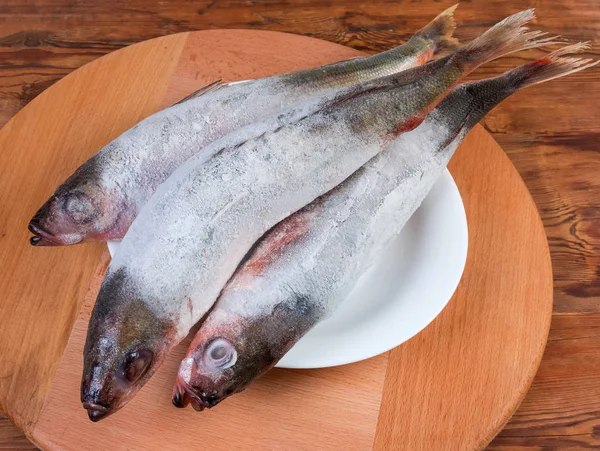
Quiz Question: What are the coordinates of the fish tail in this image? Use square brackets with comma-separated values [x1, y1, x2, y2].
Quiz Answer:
[504, 42, 598, 89]
[453, 9, 562, 70]
[415, 4, 460, 53]
[433, 42, 597, 145]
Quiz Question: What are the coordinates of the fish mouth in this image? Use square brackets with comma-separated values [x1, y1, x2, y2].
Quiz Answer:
[28, 220, 61, 246]
[172, 378, 208, 412]
[82, 401, 110, 422]
[28, 219, 82, 246]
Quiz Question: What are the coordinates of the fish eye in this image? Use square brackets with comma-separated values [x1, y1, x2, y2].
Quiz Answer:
[122, 349, 153, 383]
[204, 338, 237, 370]
[63, 192, 97, 224]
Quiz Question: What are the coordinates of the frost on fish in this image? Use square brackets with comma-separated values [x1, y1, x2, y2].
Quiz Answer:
[174, 41, 600, 409]
[109, 7, 546, 338]
[29, 5, 460, 246]
[170, 101, 466, 411]
[108, 96, 391, 338]
[84, 10, 557, 420]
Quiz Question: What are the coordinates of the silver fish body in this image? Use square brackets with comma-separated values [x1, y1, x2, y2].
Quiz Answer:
[29, 6, 459, 246]
[172, 94, 470, 411]
[173, 43, 599, 409]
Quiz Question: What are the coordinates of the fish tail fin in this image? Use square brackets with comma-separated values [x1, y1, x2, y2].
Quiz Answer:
[453, 9, 562, 71]
[415, 4, 460, 53]
[434, 42, 598, 139]
[504, 42, 598, 89]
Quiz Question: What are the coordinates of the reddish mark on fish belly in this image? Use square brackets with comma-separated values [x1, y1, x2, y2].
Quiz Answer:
[239, 205, 321, 278]
[393, 115, 425, 135]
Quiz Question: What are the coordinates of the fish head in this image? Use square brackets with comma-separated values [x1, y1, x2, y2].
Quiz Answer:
[29, 165, 127, 245]
[173, 291, 321, 410]
[81, 271, 176, 421]
[81, 342, 155, 422]
[172, 321, 262, 411]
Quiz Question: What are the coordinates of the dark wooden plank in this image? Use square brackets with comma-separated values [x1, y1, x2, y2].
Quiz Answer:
[488, 314, 600, 450]
[0, 417, 37, 450]
[0, 0, 598, 449]
[496, 135, 600, 315]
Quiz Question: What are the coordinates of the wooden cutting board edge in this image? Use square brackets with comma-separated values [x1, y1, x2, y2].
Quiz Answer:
[0, 27, 368, 436]
[458, 135, 554, 450]
[0, 30, 554, 451]
[0, 31, 191, 432]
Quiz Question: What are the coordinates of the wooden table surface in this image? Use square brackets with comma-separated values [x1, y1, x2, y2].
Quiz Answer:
[0, 0, 597, 449]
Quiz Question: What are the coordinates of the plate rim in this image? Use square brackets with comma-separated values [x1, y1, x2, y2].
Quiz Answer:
[276, 168, 468, 369]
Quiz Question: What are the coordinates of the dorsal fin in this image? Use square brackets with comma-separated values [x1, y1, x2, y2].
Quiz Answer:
[315, 55, 363, 69]
[172, 79, 225, 106]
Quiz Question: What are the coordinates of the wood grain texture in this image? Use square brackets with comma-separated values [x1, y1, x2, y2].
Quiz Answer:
[488, 314, 600, 450]
[0, 29, 552, 450]
[0, 0, 597, 449]
[0, 419, 37, 451]
[33, 250, 389, 451]
[0, 32, 188, 433]
[374, 129, 553, 451]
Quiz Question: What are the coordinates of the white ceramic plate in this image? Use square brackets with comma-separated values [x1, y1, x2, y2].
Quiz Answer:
[107, 169, 468, 369]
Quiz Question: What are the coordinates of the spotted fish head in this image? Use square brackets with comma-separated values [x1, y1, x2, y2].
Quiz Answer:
[172, 321, 268, 411]
[81, 340, 157, 422]
[173, 293, 322, 410]
[28, 163, 128, 246]
[81, 270, 176, 421]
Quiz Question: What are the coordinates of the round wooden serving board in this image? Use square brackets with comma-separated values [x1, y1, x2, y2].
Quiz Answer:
[0, 30, 553, 451]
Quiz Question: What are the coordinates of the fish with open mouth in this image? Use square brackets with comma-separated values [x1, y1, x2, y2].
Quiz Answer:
[28, 5, 460, 246]
[81, 10, 554, 421]
[172, 43, 597, 410]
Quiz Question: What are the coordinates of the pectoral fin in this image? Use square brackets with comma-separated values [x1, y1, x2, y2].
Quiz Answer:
[173, 79, 225, 106]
